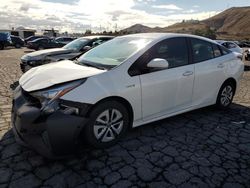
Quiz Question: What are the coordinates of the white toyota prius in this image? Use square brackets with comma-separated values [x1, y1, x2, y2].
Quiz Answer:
[12, 33, 244, 157]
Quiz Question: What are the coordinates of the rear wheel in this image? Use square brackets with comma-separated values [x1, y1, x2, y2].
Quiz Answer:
[0, 43, 4, 50]
[15, 43, 21, 48]
[216, 82, 235, 109]
[84, 101, 129, 148]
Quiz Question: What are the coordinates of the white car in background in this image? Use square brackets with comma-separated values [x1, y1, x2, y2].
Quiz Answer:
[12, 33, 244, 157]
[216, 40, 243, 54]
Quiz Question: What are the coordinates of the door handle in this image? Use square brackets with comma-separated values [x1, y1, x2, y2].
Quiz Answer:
[217, 63, 225, 68]
[183, 71, 193, 76]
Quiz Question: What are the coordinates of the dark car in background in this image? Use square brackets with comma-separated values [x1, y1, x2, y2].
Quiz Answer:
[24, 35, 49, 45]
[10, 35, 25, 48]
[0, 32, 12, 50]
[54, 37, 76, 45]
[27, 38, 63, 50]
[20, 35, 114, 72]
[27, 37, 76, 51]
[238, 41, 250, 48]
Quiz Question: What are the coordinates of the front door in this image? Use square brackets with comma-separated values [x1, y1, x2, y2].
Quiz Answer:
[130, 37, 194, 120]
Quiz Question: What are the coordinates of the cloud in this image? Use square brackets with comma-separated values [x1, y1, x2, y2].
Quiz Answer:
[152, 4, 183, 10]
[193, 5, 200, 8]
[182, 9, 197, 14]
[0, 0, 218, 33]
[41, 0, 78, 4]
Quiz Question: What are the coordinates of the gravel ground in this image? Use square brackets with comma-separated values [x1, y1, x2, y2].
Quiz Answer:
[0, 47, 250, 188]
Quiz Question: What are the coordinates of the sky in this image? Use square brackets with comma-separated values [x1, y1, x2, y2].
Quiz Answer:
[0, 0, 249, 33]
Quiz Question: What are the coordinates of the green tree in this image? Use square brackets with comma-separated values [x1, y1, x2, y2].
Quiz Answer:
[85, 29, 92, 35]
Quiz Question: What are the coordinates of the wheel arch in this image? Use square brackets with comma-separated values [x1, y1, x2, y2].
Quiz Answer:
[217, 77, 237, 100]
[87, 96, 134, 128]
[222, 77, 237, 91]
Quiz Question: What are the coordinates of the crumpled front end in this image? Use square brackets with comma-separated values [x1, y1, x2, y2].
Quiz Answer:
[12, 86, 89, 158]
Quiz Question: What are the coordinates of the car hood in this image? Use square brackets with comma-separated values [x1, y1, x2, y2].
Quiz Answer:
[19, 60, 106, 92]
[21, 48, 74, 60]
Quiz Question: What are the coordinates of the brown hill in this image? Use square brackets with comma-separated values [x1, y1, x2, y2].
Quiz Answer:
[161, 21, 208, 34]
[121, 7, 250, 40]
[203, 7, 250, 39]
[120, 24, 154, 33]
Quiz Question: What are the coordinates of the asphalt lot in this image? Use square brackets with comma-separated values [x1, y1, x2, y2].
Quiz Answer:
[0, 47, 250, 188]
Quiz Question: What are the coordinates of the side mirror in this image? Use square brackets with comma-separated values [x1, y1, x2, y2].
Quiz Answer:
[82, 46, 91, 51]
[147, 58, 169, 69]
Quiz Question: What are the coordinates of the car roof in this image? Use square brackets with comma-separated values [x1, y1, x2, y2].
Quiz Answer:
[32, 38, 48, 42]
[117, 33, 217, 44]
[80, 35, 114, 39]
[10, 35, 20, 38]
[56, 37, 74, 39]
[215, 40, 237, 44]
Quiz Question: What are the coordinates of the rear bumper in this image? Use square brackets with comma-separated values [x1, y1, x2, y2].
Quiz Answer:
[12, 86, 88, 158]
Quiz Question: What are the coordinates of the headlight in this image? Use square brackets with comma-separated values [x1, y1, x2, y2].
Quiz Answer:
[31, 79, 86, 114]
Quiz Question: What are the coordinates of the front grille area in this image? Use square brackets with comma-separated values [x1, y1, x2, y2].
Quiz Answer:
[21, 89, 41, 108]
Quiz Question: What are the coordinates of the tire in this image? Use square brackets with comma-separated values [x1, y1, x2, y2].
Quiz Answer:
[216, 81, 236, 109]
[15, 43, 21, 48]
[84, 101, 129, 148]
[0, 43, 4, 50]
[37, 45, 44, 51]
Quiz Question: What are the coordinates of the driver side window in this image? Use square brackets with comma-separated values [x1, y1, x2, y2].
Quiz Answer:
[129, 37, 189, 76]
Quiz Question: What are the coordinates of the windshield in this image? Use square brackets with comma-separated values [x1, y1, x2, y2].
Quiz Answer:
[63, 38, 90, 51]
[77, 37, 153, 68]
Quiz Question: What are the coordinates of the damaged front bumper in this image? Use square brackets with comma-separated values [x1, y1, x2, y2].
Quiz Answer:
[12, 86, 89, 158]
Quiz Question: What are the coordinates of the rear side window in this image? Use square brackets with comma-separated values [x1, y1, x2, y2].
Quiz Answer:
[64, 38, 73, 42]
[41, 39, 48, 43]
[191, 38, 214, 63]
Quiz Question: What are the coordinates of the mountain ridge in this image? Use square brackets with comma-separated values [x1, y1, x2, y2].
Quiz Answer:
[121, 7, 250, 39]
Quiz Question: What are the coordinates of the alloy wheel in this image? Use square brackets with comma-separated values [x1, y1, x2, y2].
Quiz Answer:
[220, 85, 233, 106]
[93, 109, 124, 142]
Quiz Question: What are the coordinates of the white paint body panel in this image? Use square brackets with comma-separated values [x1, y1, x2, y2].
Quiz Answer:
[19, 33, 245, 128]
[19, 60, 105, 92]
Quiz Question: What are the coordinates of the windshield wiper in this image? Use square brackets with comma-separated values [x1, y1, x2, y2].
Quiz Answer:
[74, 59, 106, 70]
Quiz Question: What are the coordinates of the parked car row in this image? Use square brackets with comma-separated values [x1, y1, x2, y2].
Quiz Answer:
[20, 35, 114, 72]
[12, 33, 244, 158]
[26, 37, 76, 51]
[238, 41, 250, 48]
[215, 40, 243, 54]
[0, 32, 76, 50]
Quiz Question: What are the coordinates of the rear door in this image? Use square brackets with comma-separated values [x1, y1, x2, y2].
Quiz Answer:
[190, 38, 229, 106]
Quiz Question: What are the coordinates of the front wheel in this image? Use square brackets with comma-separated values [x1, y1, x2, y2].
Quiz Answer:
[37, 45, 44, 51]
[84, 101, 129, 148]
[216, 82, 235, 109]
